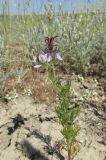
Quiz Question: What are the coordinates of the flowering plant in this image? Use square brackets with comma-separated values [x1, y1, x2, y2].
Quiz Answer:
[32, 35, 80, 160]
[32, 7, 80, 160]
[33, 36, 62, 68]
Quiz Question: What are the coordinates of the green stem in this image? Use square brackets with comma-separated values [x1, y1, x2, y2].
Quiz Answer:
[52, 63, 55, 78]
[67, 143, 71, 160]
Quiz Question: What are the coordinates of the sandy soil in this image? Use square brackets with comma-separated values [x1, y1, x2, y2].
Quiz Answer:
[0, 94, 106, 160]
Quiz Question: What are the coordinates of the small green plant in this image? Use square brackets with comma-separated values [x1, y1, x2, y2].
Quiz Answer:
[32, 11, 81, 158]
[56, 81, 80, 160]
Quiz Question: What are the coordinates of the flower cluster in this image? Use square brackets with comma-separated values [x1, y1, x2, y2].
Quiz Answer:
[33, 36, 62, 68]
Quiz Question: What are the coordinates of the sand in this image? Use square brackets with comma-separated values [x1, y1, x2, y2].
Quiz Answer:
[0, 96, 106, 160]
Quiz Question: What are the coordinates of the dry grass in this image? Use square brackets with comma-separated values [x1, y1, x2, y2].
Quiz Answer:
[4, 67, 57, 105]
[27, 69, 58, 105]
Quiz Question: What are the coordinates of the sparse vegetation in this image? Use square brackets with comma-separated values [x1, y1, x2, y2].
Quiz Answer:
[0, 1, 106, 99]
[0, 1, 106, 160]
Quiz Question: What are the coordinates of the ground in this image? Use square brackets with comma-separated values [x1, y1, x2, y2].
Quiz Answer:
[0, 74, 106, 160]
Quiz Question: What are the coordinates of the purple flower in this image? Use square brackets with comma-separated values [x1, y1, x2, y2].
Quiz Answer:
[39, 53, 47, 62]
[56, 53, 63, 61]
[38, 52, 52, 62]
[33, 50, 62, 69]
[47, 53, 52, 62]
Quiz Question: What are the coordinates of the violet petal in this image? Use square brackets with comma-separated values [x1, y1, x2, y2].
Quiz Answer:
[38, 53, 48, 62]
[56, 53, 63, 61]
[47, 53, 52, 62]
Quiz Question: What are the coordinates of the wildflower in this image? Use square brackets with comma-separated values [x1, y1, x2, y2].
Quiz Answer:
[45, 36, 58, 51]
[46, 53, 52, 62]
[56, 53, 63, 61]
[33, 51, 62, 68]
[33, 52, 62, 67]
[33, 36, 62, 68]
[39, 52, 49, 62]
[45, 37, 55, 51]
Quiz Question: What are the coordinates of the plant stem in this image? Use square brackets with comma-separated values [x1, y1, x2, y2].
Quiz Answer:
[52, 63, 56, 78]
[67, 142, 71, 160]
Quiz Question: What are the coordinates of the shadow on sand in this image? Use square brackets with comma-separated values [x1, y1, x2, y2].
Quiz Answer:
[21, 139, 49, 160]
[30, 129, 65, 160]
